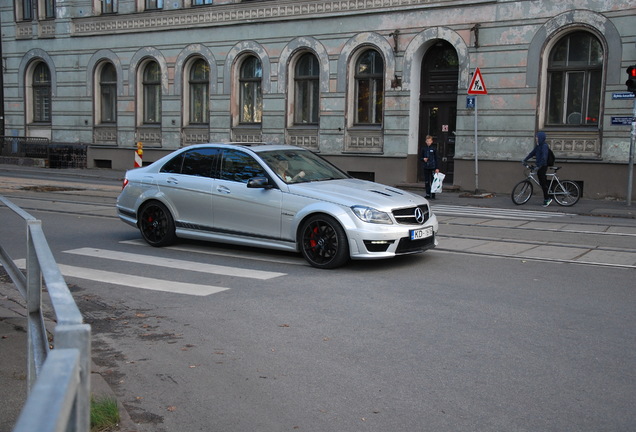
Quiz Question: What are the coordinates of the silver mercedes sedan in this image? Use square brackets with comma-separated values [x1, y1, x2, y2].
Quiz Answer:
[116, 143, 438, 268]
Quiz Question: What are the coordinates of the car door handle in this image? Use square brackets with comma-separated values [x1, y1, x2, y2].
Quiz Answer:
[216, 185, 231, 194]
[166, 177, 179, 184]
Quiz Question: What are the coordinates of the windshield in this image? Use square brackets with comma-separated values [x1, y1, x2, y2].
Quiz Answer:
[259, 149, 350, 184]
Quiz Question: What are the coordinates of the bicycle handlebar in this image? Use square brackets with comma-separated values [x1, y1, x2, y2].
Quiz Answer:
[521, 162, 559, 171]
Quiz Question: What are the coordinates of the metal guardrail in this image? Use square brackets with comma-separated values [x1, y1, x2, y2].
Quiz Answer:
[0, 136, 88, 169]
[0, 195, 91, 432]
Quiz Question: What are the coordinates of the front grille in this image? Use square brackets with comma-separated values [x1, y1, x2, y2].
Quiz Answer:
[392, 204, 430, 225]
[395, 234, 435, 254]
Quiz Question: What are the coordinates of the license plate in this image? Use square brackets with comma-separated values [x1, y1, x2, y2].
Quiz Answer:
[410, 227, 433, 240]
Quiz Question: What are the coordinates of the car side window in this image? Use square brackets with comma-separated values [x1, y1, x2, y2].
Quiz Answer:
[160, 153, 184, 174]
[160, 148, 219, 177]
[219, 149, 267, 183]
[181, 148, 219, 177]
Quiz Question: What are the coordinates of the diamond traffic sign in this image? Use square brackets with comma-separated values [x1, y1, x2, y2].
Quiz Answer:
[468, 68, 488, 95]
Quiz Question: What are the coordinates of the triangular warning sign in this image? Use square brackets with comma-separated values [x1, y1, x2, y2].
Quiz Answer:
[468, 68, 488, 95]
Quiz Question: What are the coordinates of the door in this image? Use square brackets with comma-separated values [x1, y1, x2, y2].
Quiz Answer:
[418, 41, 459, 184]
[213, 149, 283, 240]
[419, 102, 456, 182]
[156, 147, 219, 228]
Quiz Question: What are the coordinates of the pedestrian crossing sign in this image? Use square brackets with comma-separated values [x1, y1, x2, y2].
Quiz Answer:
[468, 68, 488, 95]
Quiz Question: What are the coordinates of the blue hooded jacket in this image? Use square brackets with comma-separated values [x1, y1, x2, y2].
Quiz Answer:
[523, 131, 549, 167]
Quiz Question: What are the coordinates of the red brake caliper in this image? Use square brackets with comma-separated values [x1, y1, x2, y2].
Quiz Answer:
[310, 226, 319, 249]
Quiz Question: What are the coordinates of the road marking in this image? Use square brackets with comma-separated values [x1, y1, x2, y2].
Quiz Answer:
[432, 204, 573, 220]
[64, 247, 286, 280]
[120, 239, 305, 266]
[13, 259, 228, 296]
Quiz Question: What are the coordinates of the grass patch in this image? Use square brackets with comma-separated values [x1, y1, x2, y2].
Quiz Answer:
[91, 395, 120, 432]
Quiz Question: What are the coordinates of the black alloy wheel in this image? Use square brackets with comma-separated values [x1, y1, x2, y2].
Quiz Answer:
[300, 215, 350, 269]
[139, 201, 176, 247]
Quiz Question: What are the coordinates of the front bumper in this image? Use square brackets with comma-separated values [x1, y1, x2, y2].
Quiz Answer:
[347, 214, 439, 260]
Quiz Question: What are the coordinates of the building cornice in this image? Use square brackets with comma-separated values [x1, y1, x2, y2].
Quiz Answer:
[72, 0, 494, 36]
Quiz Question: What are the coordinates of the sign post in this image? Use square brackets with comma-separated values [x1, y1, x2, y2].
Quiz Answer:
[467, 68, 488, 193]
[628, 99, 635, 206]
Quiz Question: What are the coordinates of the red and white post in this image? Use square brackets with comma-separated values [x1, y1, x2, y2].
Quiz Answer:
[134, 142, 143, 168]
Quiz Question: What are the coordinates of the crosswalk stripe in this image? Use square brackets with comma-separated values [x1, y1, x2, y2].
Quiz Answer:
[432, 204, 573, 220]
[120, 239, 304, 266]
[64, 247, 286, 280]
[13, 259, 228, 296]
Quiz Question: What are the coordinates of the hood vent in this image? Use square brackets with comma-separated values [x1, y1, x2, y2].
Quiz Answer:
[369, 187, 404, 197]
[370, 189, 392, 197]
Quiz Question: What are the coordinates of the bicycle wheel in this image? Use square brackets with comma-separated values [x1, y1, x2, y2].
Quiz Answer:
[511, 180, 533, 205]
[551, 180, 580, 206]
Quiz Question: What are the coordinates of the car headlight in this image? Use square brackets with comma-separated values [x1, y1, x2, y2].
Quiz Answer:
[351, 206, 393, 224]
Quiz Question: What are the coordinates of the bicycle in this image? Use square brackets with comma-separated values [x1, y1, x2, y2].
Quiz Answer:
[511, 163, 581, 206]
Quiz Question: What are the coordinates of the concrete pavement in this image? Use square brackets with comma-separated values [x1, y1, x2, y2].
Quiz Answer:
[0, 163, 634, 431]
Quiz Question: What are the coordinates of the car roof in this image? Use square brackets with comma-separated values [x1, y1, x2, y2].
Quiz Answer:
[184, 143, 305, 153]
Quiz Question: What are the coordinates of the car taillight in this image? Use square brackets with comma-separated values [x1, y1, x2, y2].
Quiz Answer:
[122, 178, 129, 190]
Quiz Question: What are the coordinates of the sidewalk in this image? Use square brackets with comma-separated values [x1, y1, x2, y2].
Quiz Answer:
[431, 190, 636, 220]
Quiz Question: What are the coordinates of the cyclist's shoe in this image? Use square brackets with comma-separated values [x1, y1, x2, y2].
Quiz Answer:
[542, 199, 553, 207]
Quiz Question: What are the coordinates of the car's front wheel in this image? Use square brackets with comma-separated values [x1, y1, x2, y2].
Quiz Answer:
[300, 215, 350, 269]
[138, 201, 176, 247]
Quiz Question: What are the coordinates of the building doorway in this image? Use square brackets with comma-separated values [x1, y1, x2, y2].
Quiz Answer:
[418, 41, 458, 184]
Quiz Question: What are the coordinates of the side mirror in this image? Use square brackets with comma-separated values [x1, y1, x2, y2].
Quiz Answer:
[247, 177, 274, 189]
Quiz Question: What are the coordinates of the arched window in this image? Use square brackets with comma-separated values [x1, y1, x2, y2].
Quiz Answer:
[354, 49, 384, 125]
[102, 0, 116, 13]
[239, 56, 262, 124]
[99, 63, 117, 124]
[142, 61, 161, 124]
[32, 63, 51, 123]
[188, 59, 210, 124]
[20, 0, 33, 20]
[294, 53, 320, 125]
[43, 0, 56, 18]
[546, 31, 603, 126]
[145, 0, 163, 10]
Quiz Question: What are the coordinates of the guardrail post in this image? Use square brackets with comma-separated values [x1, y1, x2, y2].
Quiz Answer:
[55, 324, 92, 432]
[12, 349, 81, 432]
[26, 220, 48, 390]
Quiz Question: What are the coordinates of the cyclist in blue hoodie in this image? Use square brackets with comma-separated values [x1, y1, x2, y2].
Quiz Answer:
[523, 131, 552, 207]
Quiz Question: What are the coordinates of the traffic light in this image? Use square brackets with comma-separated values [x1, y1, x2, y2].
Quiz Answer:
[627, 65, 636, 94]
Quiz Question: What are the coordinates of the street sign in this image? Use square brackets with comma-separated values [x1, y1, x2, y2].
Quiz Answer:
[468, 68, 488, 95]
[466, 96, 475, 109]
[612, 92, 635, 100]
[611, 116, 634, 125]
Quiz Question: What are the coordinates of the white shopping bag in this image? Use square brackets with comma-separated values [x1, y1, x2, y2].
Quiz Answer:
[431, 172, 445, 194]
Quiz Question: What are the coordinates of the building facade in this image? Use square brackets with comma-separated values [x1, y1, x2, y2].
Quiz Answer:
[1, 0, 635, 198]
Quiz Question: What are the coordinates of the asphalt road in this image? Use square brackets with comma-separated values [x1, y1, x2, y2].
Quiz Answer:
[1, 166, 635, 431]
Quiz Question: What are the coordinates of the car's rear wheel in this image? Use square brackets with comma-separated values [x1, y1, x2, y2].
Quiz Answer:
[300, 215, 349, 269]
[138, 201, 176, 247]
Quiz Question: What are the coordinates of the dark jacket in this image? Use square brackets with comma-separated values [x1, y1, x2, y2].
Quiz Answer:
[421, 144, 438, 170]
[524, 131, 549, 168]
